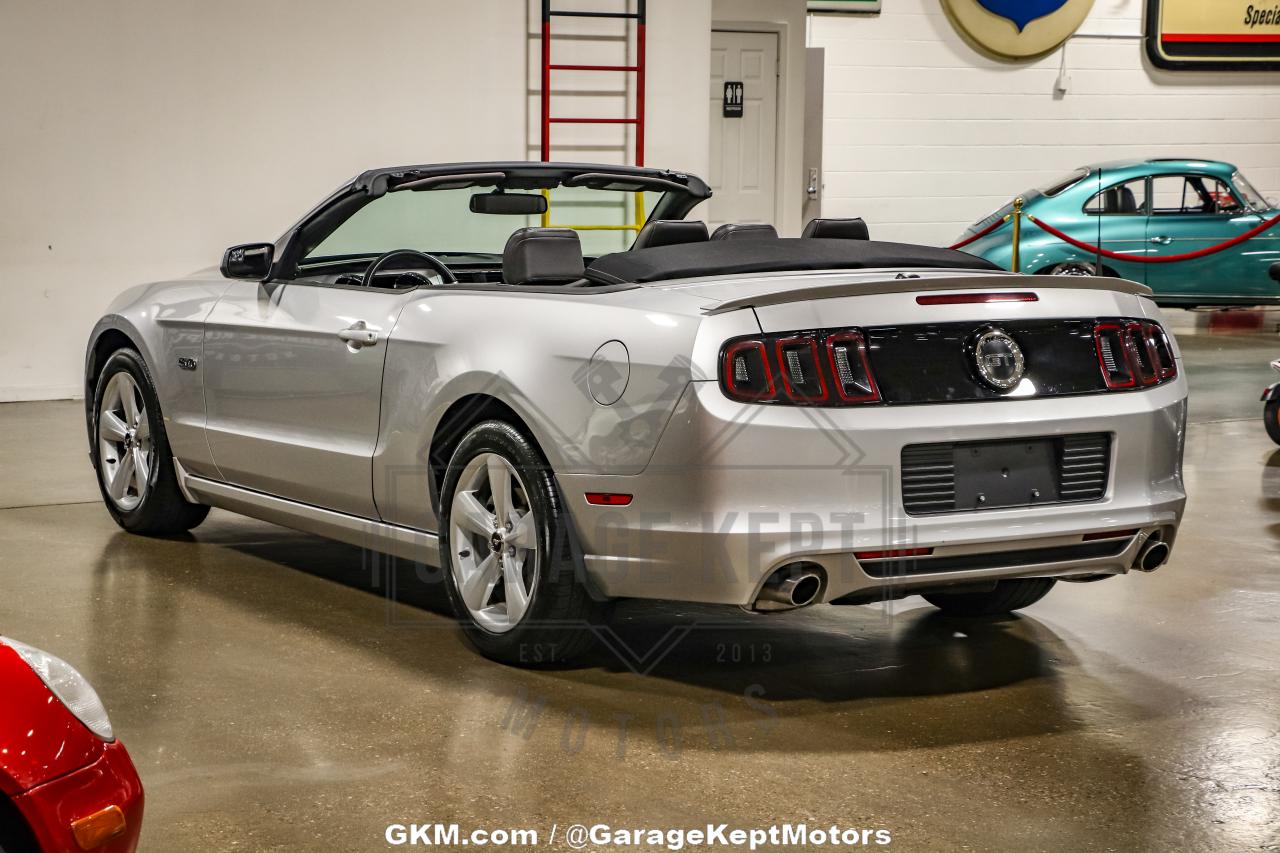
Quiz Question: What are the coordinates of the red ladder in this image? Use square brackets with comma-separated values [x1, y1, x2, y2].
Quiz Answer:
[539, 0, 647, 233]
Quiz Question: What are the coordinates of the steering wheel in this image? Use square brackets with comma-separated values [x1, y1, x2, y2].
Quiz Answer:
[362, 249, 457, 288]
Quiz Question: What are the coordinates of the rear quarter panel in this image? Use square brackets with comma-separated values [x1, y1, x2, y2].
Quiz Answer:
[373, 286, 744, 531]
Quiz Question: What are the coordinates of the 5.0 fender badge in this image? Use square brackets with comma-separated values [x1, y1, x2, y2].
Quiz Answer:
[177, 357, 198, 371]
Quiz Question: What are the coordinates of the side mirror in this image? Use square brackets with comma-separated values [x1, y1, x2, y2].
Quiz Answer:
[1271, 262, 1280, 284]
[221, 243, 274, 280]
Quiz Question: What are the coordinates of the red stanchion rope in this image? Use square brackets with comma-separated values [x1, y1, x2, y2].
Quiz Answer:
[1026, 211, 1280, 264]
[949, 215, 1010, 250]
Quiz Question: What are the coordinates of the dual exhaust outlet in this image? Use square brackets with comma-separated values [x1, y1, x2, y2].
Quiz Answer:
[753, 563, 823, 612]
[753, 534, 1170, 611]
[1134, 537, 1170, 573]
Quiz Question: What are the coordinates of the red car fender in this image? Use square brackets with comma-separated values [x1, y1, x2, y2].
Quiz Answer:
[13, 741, 144, 853]
[0, 644, 102, 796]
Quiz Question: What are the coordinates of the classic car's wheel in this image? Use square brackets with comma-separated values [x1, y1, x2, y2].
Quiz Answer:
[922, 578, 1055, 616]
[1048, 261, 1098, 277]
[439, 421, 601, 665]
[90, 349, 209, 535]
[1266, 400, 1280, 446]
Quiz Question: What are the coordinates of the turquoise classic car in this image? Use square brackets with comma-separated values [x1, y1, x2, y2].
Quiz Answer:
[957, 158, 1280, 306]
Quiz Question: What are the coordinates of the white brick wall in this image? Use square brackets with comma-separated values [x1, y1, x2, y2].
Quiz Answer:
[810, 0, 1280, 246]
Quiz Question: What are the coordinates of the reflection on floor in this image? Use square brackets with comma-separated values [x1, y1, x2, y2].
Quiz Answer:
[0, 309, 1277, 852]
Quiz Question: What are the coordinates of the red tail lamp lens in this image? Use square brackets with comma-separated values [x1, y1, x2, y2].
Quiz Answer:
[1094, 322, 1137, 389]
[718, 328, 883, 407]
[854, 547, 933, 560]
[825, 332, 881, 403]
[775, 336, 829, 403]
[1082, 528, 1139, 541]
[585, 492, 633, 506]
[1094, 320, 1176, 390]
[722, 340, 775, 402]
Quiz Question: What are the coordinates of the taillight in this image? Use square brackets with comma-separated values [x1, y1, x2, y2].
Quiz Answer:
[722, 340, 775, 401]
[825, 332, 880, 403]
[1093, 319, 1177, 390]
[720, 328, 882, 406]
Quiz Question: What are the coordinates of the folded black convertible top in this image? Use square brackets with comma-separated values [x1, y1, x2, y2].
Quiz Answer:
[586, 238, 1002, 285]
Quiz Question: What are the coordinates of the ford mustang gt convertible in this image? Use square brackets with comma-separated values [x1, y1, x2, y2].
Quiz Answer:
[959, 158, 1279, 307]
[85, 162, 1187, 664]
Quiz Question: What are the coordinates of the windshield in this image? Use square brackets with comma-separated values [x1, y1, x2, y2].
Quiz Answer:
[1036, 168, 1090, 197]
[1232, 171, 1271, 213]
[307, 186, 661, 261]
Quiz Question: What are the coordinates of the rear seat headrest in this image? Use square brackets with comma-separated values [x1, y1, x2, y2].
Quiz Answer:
[632, 219, 709, 250]
[710, 223, 778, 241]
[502, 227, 585, 285]
[801, 218, 870, 240]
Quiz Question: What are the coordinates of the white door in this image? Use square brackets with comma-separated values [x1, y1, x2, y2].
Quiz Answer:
[707, 30, 779, 231]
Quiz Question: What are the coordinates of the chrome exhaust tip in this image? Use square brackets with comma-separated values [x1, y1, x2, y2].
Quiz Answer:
[753, 564, 824, 612]
[1134, 539, 1170, 573]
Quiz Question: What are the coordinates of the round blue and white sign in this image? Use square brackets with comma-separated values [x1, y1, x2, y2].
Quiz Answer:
[943, 0, 1096, 58]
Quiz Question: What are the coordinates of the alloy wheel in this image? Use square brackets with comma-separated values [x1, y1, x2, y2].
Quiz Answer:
[97, 371, 153, 511]
[449, 453, 540, 634]
[1049, 261, 1098, 277]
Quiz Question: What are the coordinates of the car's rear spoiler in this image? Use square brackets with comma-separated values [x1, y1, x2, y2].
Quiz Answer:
[701, 273, 1152, 315]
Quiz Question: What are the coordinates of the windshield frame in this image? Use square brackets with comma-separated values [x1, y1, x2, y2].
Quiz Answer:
[271, 162, 712, 282]
[1232, 170, 1271, 213]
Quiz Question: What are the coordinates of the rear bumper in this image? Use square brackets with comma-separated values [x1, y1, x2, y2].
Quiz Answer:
[562, 379, 1187, 606]
[14, 740, 144, 853]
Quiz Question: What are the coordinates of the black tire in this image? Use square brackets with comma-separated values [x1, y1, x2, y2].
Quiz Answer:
[438, 421, 603, 665]
[922, 578, 1056, 617]
[1266, 400, 1280, 446]
[89, 348, 209, 535]
[0, 794, 38, 853]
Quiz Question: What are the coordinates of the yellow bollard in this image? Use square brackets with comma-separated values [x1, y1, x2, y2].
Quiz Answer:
[1011, 196, 1024, 273]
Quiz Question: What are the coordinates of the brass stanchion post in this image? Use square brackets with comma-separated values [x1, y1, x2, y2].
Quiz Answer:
[1011, 197, 1024, 273]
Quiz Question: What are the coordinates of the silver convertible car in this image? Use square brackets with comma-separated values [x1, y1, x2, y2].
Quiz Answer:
[85, 162, 1187, 664]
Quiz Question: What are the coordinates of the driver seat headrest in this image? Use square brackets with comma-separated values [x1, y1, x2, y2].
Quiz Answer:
[502, 227, 585, 286]
[631, 219, 709, 250]
[801, 218, 870, 240]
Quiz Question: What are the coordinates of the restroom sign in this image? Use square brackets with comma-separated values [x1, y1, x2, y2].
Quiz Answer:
[723, 81, 744, 118]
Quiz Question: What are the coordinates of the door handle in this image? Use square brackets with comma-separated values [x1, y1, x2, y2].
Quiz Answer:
[338, 320, 379, 349]
[1149, 235, 1172, 245]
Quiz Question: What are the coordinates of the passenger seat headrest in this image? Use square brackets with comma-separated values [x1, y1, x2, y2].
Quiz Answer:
[632, 219, 709, 250]
[801, 218, 870, 240]
[502, 227, 585, 285]
[710, 223, 778, 241]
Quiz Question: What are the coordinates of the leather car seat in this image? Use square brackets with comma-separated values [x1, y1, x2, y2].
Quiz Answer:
[631, 219, 710, 250]
[709, 223, 779, 241]
[502, 227, 585, 286]
[801, 218, 870, 240]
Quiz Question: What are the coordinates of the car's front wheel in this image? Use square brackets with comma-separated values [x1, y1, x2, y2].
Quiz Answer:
[922, 578, 1055, 616]
[439, 421, 603, 665]
[90, 348, 209, 535]
[1265, 399, 1280, 446]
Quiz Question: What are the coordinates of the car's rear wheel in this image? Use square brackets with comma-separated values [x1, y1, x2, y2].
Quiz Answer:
[922, 578, 1056, 616]
[1265, 400, 1280, 446]
[90, 349, 209, 534]
[439, 421, 602, 665]
[1048, 261, 1098, 277]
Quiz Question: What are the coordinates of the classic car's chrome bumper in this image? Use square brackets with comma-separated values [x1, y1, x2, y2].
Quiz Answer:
[560, 379, 1188, 607]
